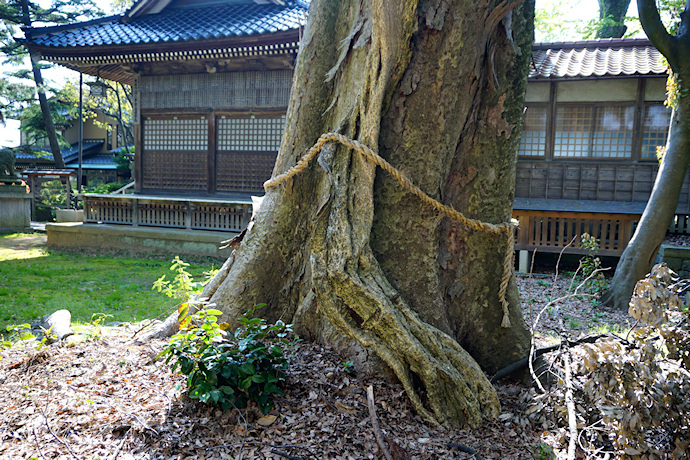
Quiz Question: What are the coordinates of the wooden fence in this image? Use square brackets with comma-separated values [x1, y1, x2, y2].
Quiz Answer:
[82, 194, 252, 232]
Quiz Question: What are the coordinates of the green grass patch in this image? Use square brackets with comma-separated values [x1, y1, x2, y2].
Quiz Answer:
[0, 234, 216, 328]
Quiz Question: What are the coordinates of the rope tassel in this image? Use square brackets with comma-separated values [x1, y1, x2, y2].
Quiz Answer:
[265, 132, 517, 328]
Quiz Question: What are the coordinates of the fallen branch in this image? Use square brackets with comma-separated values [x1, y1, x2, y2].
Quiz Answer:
[563, 349, 578, 460]
[491, 333, 613, 382]
[110, 427, 131, 460]
[272, 450, 304, 460]
[528, 265, 610, 392]
[40, 407, 82, 460]
[32, 427, 48, 460]
[367, 385, 393, 460]
[205, 441, 320, 459]
[446, 442, 484, 460]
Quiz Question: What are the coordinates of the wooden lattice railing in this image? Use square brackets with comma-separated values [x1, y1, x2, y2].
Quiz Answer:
[512, 210, 639, 256]
[82, 194, 252, 232]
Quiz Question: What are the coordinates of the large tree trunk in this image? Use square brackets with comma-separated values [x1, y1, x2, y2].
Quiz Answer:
[204, 0, 534, 427]
[595, 0, 631, 38]
[602, 0, 690, 309]
[602, 102, 690, 308]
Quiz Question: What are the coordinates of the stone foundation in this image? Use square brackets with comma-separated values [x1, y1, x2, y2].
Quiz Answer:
[657, 244, 690, 278]
[46, 223, 236, 261]
[0, 184, 31, 233]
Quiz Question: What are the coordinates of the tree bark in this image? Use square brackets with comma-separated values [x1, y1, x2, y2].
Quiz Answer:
[595, 0, 631, 38]
[20, 0, 65, 169]
[205, 0, 534, 427]
[602, 0, 690, 308]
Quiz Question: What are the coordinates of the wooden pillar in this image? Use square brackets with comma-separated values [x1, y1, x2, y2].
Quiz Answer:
[65, 175, 72, 209]
[207, 113, 217, 194]
[134, 122, 143, 193]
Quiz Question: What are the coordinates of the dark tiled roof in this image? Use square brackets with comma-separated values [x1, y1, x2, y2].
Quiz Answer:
[530, 38, 666, 79]
[15, 139, 104, 162]
[62, 139, 105, 162]
[65, 153, 118, 169]
[26, 1, 308, 49]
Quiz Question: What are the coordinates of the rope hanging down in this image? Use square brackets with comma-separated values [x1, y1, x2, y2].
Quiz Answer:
[264, 132, 516, 328]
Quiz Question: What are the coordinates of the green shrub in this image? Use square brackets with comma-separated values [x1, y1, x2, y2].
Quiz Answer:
[578, 232, 607, 297]
[160, 304, 294, 414]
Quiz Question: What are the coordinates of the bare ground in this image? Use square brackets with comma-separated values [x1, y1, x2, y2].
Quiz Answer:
[1, 325, 543, 460]
[0, 235, 638, 460]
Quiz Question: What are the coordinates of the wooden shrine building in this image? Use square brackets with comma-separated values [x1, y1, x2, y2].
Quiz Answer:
[22, 5, 688, 259]
[22, 0, 308, 257]
[513, 38, 689, 259]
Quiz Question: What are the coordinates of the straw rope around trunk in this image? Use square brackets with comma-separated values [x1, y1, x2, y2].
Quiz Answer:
[264, 132, 516, 328]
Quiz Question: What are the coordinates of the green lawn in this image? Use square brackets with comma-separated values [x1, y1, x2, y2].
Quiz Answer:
[0, 233, 217, 327]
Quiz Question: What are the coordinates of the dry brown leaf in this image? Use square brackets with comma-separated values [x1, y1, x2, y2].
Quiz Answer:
[256, 414, 277, 426]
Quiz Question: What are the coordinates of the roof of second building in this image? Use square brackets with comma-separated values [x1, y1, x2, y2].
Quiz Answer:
[530, 38, 667, 79]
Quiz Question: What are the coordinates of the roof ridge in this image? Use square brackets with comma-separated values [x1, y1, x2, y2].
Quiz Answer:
[22, 15, 123, 38]
[533, 38, 653, 50]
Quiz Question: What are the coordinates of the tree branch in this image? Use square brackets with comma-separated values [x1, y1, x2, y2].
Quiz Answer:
[637, 0, 677, 67]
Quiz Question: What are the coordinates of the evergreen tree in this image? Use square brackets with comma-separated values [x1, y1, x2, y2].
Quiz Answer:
[0, 0, 102, 167]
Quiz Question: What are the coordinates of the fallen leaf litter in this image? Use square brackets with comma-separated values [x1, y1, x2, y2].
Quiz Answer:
[1, 324, 542, 459]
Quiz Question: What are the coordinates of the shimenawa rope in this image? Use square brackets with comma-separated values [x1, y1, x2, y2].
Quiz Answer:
[264, 132, 516, 328]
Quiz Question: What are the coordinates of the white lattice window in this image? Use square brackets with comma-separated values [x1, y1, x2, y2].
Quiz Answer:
[143, 117, 208, 151]
[519, 106, 547, 157]
[554, 105, 635, 158]
[641, 104, 671, 159]
[217, 116, 286, 151]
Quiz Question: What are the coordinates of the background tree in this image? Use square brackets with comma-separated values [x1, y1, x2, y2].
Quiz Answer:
[59, 79, 134, 148]
[200, 0, 535, 427]
[602, 0, 690, 309]
[595, 0, 632, 37]
[0, 0, 102, 167]
[18, 97, 72, 149]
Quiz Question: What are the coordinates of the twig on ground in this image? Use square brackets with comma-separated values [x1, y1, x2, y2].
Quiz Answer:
[529, 239, 575, 391]
[130, 307, 176, 339]
[446, 442, 484, 459]
[32, 427, 48, 460]
[206, 442, 320, 459]
[271, 449, 304, 460]
[527, 249, 537, 326]
[528, 266, 609, 392]
[562, 348, 578, 460]
[551, 237, 575, 301]
[367, 385, 393, 460]
[40, 407, 82, 460]
[110, 427, 131, 460]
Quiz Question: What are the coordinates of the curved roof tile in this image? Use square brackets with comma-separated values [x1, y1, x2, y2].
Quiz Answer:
[530, 39, 666, 79]
[26, 2, 307, 49]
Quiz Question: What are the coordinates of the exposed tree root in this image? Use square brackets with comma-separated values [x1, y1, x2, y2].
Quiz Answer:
[310, 160, 500, 426]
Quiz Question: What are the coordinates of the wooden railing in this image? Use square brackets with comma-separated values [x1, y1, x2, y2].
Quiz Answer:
[511, 198, 646, 256]
[82, 193, 252, 232]
[512, 210, 639, 256]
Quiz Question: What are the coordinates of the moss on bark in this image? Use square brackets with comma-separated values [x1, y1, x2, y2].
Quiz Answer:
[204, 0, 534, 427]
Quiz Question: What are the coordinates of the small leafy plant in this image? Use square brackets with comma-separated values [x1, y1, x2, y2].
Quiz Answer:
[160, 304, 295, 414]
[578, 233, 607, 297]
[152, 256, 203, 301]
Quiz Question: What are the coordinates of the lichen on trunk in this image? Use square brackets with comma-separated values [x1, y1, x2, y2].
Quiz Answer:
[204, 0, 534, 427]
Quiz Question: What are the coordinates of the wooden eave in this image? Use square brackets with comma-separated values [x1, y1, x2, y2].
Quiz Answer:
[27, 28, 301, 85]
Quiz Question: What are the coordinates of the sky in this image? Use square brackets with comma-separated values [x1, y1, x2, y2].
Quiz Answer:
[0, 0, 644, 147]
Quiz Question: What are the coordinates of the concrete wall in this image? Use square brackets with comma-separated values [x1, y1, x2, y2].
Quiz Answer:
[46, 223, 235, 261]
[657, 244, 690, 278]
[0, 185, 31, 232]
